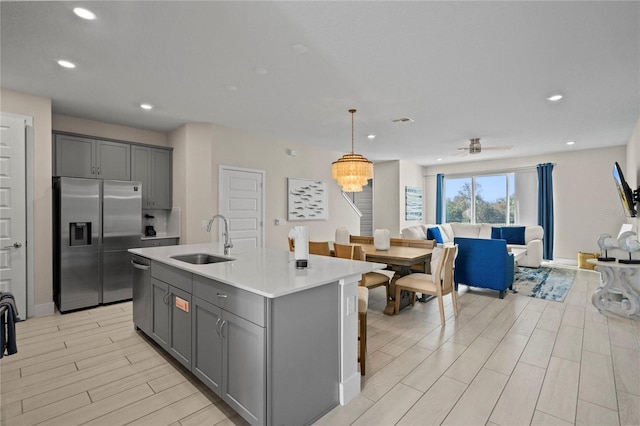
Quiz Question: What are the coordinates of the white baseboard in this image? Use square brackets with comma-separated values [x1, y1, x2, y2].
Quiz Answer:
[32, 302, 55, 318]
[549, 257, 578, 266]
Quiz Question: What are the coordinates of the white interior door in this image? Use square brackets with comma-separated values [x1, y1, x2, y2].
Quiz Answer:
[219, 166, 264, 251]
[0, 114, 27, 317]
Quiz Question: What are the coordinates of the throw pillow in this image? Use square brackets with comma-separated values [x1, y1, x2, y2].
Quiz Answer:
[491, 226, 503, 240]
[440, 223, 455, 242]
[426, 227, 443, 244]
[501, 226, 526, 245]
[403, 226, 425, 240]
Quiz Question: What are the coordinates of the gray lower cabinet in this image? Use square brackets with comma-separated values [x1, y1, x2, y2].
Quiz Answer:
[150, 277, 192, 369]
[141, 260, 339, 426]
[192, 296, 265, 424]
[54, 134, 131, 180]
[150, 278, 170, 347]
[192, 297, 222, 392]
[140, 238, 179, 248]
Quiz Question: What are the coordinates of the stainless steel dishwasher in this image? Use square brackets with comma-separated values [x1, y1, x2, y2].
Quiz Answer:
[131, 255, 151, 334]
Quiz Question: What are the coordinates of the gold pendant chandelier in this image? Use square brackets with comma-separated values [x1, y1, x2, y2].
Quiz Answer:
[331, 109, 373, 192]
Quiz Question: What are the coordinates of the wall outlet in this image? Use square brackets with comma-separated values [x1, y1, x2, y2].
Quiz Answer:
[201, 220, 208, 230]
[274, 218, 286, 226]
[347, 295, 355, 315]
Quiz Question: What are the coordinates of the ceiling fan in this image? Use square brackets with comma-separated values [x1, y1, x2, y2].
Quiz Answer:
[457, 138, 512, 155]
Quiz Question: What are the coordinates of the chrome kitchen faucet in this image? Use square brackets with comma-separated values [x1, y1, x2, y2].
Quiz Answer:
[207, 214, 233, 255]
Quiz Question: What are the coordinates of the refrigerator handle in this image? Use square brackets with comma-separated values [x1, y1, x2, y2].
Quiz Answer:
[131, 260, 150, 270]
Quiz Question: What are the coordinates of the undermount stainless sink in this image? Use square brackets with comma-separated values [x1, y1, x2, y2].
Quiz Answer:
[170, 253, 235, 265]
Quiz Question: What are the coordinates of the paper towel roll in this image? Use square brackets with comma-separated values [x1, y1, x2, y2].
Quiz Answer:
[289, 226, 309, 268]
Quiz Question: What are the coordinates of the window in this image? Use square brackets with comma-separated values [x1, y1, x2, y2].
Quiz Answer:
[444, 177, 472, 223]
[444, 172, 535, 225]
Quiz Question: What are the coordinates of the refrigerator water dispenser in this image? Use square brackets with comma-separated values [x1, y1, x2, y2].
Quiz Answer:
[69, 222, 91, 246]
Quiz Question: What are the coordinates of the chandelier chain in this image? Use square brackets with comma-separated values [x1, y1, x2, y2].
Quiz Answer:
[350, 109, 356, 154]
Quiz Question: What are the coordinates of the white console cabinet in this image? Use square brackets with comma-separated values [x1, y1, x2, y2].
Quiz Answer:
[588, 259, 640, 319]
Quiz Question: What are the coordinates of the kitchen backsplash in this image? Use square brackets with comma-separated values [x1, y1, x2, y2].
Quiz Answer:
[142, 207, 180, 238]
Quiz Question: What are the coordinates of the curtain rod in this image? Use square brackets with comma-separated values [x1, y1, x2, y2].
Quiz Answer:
[423, 163, 557, 178]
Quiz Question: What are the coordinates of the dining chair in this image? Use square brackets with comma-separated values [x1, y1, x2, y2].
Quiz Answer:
[393, 245, 458, 326]
[349, 235, 373, 245]
[333, 243, 394, 296]
[308, 241, 331, 256]
[333, 242, 358, 259]
[406, 239, 436, 273]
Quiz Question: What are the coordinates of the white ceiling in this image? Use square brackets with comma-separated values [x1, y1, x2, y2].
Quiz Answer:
[2, 1, 638, 165]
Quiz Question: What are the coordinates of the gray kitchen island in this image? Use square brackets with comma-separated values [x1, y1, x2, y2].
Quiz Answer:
[129, 242, 384, 426]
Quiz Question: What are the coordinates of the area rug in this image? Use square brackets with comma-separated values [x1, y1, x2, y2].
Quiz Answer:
[513, 266, 577, 302]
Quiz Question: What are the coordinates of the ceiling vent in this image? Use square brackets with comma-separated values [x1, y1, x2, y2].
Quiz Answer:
[392, 117, 414, 123]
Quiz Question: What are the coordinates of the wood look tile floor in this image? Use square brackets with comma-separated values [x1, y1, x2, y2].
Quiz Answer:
[2, 265, 639, 425]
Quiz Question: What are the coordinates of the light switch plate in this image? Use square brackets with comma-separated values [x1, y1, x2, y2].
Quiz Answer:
[347, 295, 355, 315]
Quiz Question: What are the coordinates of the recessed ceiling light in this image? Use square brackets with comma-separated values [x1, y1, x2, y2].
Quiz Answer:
[367, 134, 376, 139]
[253, 67, 268, 75]
[140, 103, 153, 110]
[73, 7, 96, 20]
[546, 94, 563, 102]
[567, 140, 576, 145]
[292, 44, 308, 54]
[436, 158, 443, 161]
[57, 59, 76, 69]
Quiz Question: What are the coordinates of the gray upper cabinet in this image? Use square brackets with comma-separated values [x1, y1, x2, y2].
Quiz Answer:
[54, 134, 130, 180]
[54, 134, 93, 178]
[132, 145, 172, 209]
[97, 140, 131, 180]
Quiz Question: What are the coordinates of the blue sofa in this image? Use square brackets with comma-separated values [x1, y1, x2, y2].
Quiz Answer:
[453, 237, 514, 299]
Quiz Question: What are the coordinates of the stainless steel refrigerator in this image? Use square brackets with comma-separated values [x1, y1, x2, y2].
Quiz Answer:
[53, 177, 142, 313]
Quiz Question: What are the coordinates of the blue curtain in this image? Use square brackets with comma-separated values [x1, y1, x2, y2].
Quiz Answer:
[436, 173, 444, 224]
[537, 163, 554, 260]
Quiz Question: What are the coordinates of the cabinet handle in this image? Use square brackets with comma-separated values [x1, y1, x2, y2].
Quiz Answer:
[217, 293, 228, 299]
[220, 320, 227, 339]
[92, 166, 95, 175]
[97, 166, 101, 175]
[215, 318, 222, 336]
[163, 291, 170, 305]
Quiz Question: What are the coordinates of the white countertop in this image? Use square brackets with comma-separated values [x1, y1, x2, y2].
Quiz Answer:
[129, 243, 385, 298]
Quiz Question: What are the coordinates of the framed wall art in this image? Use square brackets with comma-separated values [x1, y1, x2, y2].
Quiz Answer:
[405, 186, 423, 220]
[287, 178, 328, 221]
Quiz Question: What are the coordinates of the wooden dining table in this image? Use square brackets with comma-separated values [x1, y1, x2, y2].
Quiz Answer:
[358, 243, 433, 315]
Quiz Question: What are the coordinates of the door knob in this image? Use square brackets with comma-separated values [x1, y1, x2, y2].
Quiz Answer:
[3, 242, 22, 249]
